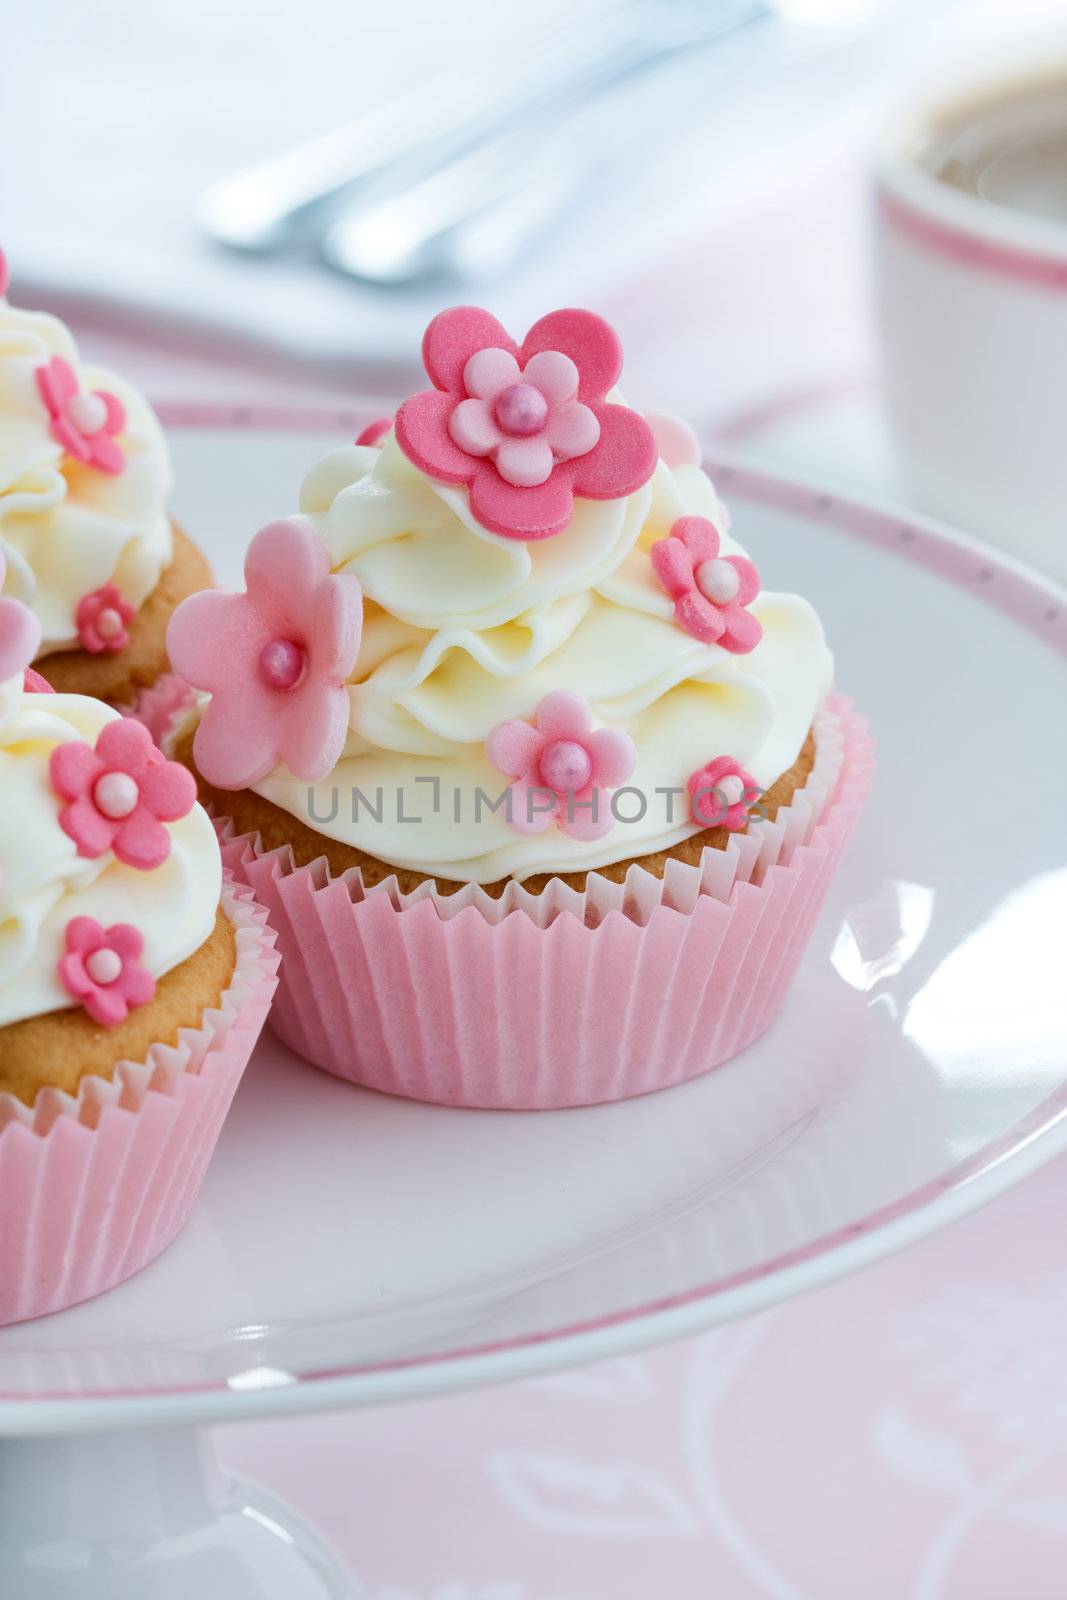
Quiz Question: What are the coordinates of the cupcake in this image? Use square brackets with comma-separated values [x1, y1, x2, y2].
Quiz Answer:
[0, 248, 211, 734]
[0, 576, 278, 1324]
[168, 306, 872, 1109]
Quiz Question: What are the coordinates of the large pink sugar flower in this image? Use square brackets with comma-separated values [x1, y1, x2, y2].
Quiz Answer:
[395, 306, 657, 542]
[36, 356, 126, 474]
[486, 690, 636, 842]
[76, 582, 136, 654]
[50, 717, 196, 870]
[0, 550, 41, 681]
[687, 756, 759, 831]
[651, 516, 762, 652]
[58, 917, 155, 1027]
[166, 517, 363, 791]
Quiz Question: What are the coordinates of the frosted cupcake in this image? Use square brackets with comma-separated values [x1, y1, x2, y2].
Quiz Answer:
[169, 306, 871, 1109]
[0, 248, 210, 729]
[0, 574, 277, 1324]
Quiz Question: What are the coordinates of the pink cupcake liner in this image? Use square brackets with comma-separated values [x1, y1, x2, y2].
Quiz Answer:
[119, 671, 197, 747]
[215, 694, 872, 1110]
[0, 878, 279, 1326]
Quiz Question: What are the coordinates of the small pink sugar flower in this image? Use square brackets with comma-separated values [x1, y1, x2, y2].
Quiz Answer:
[36, 356, 126, 474]
[687, 756, 759, 831]
[395, 306, 657, 542]
[486, 690, 636, 842]
[76, 583, 135, 654]
[23, 667, 54, 692]
[58, 917, 155, 1028]
[166, 516, 363, 791]
[0, 550, 41, 682]
[50, 716, 196, 870]
[651, 516, 762, 652]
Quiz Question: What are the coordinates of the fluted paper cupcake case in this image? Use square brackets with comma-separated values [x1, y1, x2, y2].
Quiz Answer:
[215, 694, 872, 1110]
[120, 671, 198, 747]
[0, 878, 279, 1326]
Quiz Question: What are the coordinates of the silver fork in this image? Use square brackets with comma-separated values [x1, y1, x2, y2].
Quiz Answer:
[198, 0, 771, 269]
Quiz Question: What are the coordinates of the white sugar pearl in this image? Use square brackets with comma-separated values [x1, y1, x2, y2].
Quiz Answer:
[94, 771, 139, 819]
[717, 775, 745, 806]
[96, 607, 124, 641]
[695, 558, 740, 605]
[86, 947, 122, 986]
[67, 393, 109, 436]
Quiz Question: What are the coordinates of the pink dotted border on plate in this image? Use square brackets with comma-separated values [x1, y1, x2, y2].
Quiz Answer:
[20, 400, 1053, 1408]
[707, 457, 1067, 656]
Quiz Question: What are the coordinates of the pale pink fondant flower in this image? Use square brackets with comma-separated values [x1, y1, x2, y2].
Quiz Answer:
[58, 917, 155, 1027]
[486, 690, 636, 842]
[645, 410, 702, 469]
[651, 516, 762, 652]
[687, 756, 759, 831]
[50, 717, 196, 870]
[166, 517, 363, 790]
[76, 583, 135, 654]
[36, 356, 126, 474]
[395, 307, 657, 542]
[0, 550, 41, 681]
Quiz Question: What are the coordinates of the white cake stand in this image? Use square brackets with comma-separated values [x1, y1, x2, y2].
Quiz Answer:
[2, 415, 1064, 1599]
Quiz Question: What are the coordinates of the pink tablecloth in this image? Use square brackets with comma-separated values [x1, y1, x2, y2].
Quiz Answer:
[216, 1154, 1067, 1599]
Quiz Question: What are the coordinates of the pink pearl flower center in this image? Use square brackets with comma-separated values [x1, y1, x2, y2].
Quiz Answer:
[493, 382, 549, 437]
[258, 637, 305, 692]
[695, 558, 740, 605]
[96, 607, 124, 641]
[93, 771, 139, 820]
[67, 393, 108, 436]
[85, 947, 122, 986]
[717, 774, 746, 806]
[539, 738, 593, 794]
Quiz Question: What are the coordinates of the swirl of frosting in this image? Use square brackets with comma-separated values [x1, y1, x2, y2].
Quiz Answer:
[0, 677, 220, 1029]
[0, 282, 173, 655]
[237, 426, 832, 885]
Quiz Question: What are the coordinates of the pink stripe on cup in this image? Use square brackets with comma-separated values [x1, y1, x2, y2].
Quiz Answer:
[879, 185, 1067, 293]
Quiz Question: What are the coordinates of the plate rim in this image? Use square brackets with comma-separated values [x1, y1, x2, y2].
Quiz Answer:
[3, 405, 1064, 1435]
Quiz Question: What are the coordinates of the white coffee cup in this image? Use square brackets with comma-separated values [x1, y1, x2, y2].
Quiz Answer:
[875, 62, 1067, 583]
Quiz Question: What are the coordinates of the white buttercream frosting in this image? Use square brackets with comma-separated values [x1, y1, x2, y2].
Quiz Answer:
[0, 679, 220, 1028]
[0, 288, 173, 656]
[230, 425, 833, 885]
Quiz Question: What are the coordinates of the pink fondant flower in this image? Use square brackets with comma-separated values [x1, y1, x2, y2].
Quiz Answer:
[0, 550, 41, 681]
[687, 756, 759, 831]
[58, 917, 155, 1027]
[395, 306, 657, 542]
[486, 690, 636, 842]
[166, 516, 363, 790]
[23, 667, 54, 692]
[36, 356, 126, 474]
[76, 582, 135, 654]
[355, 416, 392, 447]
[50, 717, 196, 870]
[651, 516, 762, 652]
